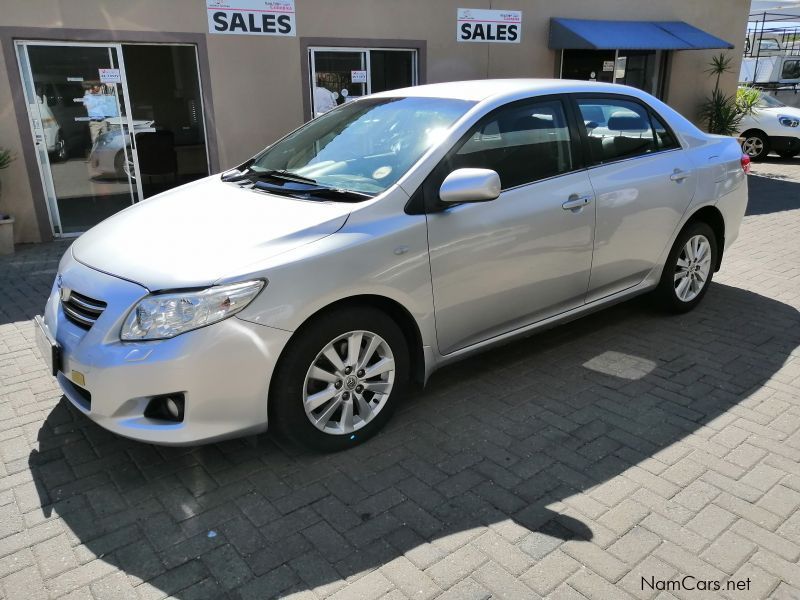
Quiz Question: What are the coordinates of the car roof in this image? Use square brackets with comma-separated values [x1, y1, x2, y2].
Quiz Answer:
[369, 78, 650, 103]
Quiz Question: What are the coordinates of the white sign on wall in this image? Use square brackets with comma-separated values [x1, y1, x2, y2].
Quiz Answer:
[98, 69, 121, 83]
[207, 0, 296, 36]
[351, 70, 367, 83]
[457, 8, 521, 43]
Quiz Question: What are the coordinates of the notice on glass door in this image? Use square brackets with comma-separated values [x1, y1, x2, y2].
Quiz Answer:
[457, 8, 522, 43]
[207, 0, 296, 36]
[98, 69, 121, 84]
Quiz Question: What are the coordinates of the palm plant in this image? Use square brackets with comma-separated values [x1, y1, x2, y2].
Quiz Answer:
[699, 53, 762, 136]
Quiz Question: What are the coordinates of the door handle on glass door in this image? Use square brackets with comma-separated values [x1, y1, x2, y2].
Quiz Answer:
[670, 169, 690, 182]
[562, 194, 592, 211]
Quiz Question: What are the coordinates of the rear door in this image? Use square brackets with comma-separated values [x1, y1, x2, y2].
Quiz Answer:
[572, 95, 696, 302]
[425, 95, 596, 354]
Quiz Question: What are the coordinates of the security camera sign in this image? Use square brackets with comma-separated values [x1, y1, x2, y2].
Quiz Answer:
[207, 0, 296, 36]
[457, 8, 521, 43]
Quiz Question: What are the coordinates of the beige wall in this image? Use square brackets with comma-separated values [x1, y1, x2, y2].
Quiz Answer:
[0, 0, 751, 243]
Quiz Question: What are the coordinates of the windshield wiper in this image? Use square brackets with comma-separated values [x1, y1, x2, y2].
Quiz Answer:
[253, 180, 374, 202]
[249, 169, 318, 185]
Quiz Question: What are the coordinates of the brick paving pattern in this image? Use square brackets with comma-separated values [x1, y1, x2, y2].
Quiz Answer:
[1, 161, 799, 599]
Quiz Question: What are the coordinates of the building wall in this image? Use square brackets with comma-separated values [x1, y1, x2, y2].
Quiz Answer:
[0, 0, 751, 243]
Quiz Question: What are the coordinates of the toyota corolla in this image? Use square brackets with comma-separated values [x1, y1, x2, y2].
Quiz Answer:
[35, 79, 749, 451]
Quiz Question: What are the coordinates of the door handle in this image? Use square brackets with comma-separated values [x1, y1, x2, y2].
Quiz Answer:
[670, 169, 690, 182]
[562, 194, 592, 211]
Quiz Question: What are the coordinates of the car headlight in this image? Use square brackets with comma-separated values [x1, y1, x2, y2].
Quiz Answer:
[120, 280, 265, 340]
[778, 115, 799, 127]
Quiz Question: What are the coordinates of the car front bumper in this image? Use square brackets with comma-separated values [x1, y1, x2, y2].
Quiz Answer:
[41, 251, 292, 445]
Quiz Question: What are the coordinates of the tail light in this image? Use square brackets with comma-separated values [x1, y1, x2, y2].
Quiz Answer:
[741, 154, 751, 174]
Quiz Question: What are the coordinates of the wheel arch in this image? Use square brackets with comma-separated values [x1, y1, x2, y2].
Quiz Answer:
[270, 294, 427, 398]
[740, 127, 768, 139]
[684, 205, 726, 271]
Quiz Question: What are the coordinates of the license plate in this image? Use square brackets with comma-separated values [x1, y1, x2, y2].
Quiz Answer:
[34, 315, 60, 376]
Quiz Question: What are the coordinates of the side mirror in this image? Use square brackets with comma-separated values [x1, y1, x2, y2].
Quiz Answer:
[439, 168, 501, 205]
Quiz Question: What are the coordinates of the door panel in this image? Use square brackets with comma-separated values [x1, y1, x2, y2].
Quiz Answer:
[428, 170, 596, 353]
[584, 151, 695, 301]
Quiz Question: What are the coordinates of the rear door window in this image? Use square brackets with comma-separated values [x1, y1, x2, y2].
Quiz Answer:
[577, 98, 656, 164]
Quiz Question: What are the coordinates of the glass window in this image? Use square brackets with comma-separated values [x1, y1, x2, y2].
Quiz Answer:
[781, 59, 800, 80]
[577, 98, 656, 163]
[252, 97, 473, 195]
[448, 99, 573, 189]
[650, 112, 679, 151]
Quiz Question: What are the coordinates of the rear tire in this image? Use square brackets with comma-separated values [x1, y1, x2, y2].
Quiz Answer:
[777, 150, 799, 159]
[654, 221, 718, 314]
[269, 306, 409, 452]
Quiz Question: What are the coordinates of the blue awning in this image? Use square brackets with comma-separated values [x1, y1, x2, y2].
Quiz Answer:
[549, 18, 734, 50]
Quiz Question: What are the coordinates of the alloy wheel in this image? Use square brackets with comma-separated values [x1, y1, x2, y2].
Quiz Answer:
[742, 136, 764, 158]
[302, 330, 395, 435]
[674, 234, 712, 302]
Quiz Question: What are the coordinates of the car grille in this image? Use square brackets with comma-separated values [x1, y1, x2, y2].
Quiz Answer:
[62, 291, 107, 330]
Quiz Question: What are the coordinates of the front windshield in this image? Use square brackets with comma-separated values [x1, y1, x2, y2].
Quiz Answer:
[757, 93, 785, 109]
[250, 97, 475, 195]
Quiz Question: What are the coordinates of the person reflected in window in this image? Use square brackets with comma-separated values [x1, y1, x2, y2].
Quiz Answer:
[313, 74, 338, 118]
[83, 84, 108, 145]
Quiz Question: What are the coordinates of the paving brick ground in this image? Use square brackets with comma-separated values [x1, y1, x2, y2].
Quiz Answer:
[1, 160, 799, 599]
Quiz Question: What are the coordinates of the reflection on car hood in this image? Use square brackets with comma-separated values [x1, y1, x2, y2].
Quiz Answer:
[760, 105, 800, 118]
[72, 175, 351, 290]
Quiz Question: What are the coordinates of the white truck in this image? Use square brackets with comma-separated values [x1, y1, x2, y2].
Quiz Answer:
[740, 54, 800, 85]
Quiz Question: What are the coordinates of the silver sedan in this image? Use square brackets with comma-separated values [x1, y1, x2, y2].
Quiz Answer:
[36, 79, 748, 451]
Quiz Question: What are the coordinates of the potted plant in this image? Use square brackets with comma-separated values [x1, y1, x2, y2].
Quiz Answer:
[0, 147, 15, 256]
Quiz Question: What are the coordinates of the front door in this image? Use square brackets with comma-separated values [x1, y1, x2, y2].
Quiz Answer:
[426, 97, 596, 354]
[16, 41, 142, 236]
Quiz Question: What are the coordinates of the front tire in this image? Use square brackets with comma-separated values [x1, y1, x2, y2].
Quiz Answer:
[270, 306, 409, 451]
[741, 132, 770, 161]
[654, 221, 718, 313]
[777, 150, 799, 159]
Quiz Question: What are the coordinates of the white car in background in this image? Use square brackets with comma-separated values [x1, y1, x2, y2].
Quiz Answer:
[89, 118, 155, 179]
[738, 92, 800, 160]
[28, 95, 68, 162]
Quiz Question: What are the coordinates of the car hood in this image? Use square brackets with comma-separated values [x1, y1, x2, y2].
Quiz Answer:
[758, 105, 800, 119]
[71, 175, 352, 291]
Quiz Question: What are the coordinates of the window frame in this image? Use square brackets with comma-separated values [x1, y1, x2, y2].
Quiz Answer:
[411, 93, 588, 214]
[568, 92, 684, 168]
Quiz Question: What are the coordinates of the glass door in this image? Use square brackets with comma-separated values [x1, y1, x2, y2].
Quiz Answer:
[16, 41, 141, 236]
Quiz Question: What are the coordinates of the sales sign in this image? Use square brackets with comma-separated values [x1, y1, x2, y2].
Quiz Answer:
[207, 0, 296, 36]
[351, 70, 367, 83]
[457, 8, 521, 43]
